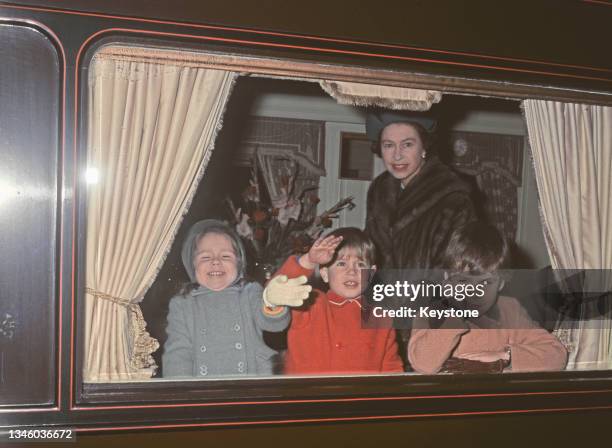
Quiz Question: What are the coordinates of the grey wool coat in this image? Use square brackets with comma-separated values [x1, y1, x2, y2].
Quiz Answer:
[163, 218, 289, 378]
[162, 281, 289, 378]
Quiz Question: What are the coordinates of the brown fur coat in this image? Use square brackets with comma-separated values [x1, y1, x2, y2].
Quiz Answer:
[366, 157, 476, 269]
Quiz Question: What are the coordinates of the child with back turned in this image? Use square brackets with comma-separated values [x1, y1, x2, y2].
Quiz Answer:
[162, 219, 305, 378]
[264, 227, 403, 374]
[408, 222, 567, 374]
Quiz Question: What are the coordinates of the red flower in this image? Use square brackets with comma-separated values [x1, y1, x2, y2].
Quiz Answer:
[253, 209, 267, 223]
[253, 228, 266, 241]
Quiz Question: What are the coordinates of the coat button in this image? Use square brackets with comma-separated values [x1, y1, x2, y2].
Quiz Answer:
[237, 361, 245, 373]
[200, 345, 207, 352]
[335, 342, 343, 349]
[233, 323, 241, 332]
[199, 365, 208, 376]
[200, 328, 207, 335]
[235, 342, 243, 350]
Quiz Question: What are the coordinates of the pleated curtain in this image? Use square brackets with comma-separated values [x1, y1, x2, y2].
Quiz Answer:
[523, 100, 612, 370]
[84, 53, 236, 381]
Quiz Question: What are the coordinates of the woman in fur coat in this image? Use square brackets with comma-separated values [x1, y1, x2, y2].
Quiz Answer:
[365, 112, 477, 370]
[365, 112, 476, 270]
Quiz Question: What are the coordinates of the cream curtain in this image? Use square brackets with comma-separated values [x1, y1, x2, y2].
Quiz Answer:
[84, 54, 237, 381]
[523, 100, 612, 370]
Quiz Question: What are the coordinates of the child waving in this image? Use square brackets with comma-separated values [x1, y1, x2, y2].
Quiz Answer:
[265, 227, 403, 374]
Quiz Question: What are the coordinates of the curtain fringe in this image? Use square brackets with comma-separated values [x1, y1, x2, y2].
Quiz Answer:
[319, 80, 441, 111]
[127, 304, 160, 375]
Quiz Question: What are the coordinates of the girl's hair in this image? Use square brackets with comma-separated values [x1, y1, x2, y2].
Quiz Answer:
[321, 227, 377, 267]
[442, 221, 509, 274]
[371, 121, 434, 157]
[180, 219, 247, 293]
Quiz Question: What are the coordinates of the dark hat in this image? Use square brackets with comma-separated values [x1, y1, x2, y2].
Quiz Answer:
[365, 111, 436, 141]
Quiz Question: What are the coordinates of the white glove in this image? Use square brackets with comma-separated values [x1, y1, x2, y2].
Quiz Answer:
[263, 275, 312, 308]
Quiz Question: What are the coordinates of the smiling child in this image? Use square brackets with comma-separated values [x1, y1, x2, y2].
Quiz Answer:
[265, 227, 403, 374]
[162, 220, 308, 378]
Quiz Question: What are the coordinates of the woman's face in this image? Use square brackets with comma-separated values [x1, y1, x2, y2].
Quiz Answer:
[194, 232, 238, 291]
[380, 122, 426, 186]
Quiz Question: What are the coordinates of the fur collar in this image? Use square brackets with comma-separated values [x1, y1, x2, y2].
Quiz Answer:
[371, 157, 471, 234]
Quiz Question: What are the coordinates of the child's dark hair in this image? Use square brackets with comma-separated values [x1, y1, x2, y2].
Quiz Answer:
[321, 227, 377, 267]
[442, 222, 509, 274]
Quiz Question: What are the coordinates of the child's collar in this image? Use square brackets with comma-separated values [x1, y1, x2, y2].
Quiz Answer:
[192, 280, 243, 296]
[328, 290, 362, 308]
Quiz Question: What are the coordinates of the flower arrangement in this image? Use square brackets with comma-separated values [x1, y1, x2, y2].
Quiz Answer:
[225, 157, 355, 280]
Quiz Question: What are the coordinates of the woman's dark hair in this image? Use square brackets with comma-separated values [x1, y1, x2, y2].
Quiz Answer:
[442, 221, 509, 274]
[321, 227, 377, 267]
[371, 121, 434, 157]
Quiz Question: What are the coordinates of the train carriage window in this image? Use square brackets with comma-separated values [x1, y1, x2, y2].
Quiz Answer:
[81, 45, 611, 386]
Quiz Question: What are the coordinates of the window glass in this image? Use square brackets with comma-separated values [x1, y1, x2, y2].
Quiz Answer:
[83, 48, 611, 384]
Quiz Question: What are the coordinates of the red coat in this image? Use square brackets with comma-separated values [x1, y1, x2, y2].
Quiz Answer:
[276, 256, 403, 375]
